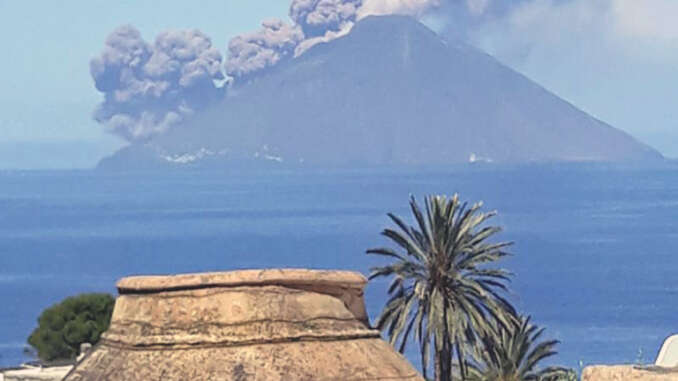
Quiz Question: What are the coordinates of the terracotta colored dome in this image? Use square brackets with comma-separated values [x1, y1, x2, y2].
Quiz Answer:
[64, 269, 424, 381]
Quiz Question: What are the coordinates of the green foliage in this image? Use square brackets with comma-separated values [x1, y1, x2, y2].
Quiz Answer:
[367, 194, 516, 381]
[28, 293, 115, 362]
[368, 194, 577, 381]
[542, 370, 578, 381]
[467, 316, 573, 381]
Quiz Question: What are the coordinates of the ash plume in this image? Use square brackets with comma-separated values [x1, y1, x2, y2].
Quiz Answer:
[91, 26, 224, 142]
[227, 0, 450, 82]
[290, 0, 363, 37]
[92, 0, 498, 142]
[225, 19, 303, 81]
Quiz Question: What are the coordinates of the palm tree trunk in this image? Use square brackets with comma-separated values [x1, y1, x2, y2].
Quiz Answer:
[442, 342, 452, 381]
[440, 305, 454, 381]
[435, 349, 442, 381]
[434, 339, 452, 381]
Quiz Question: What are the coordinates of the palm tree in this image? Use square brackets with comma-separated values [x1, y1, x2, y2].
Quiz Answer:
[367, 194, 516, 381]
[467, 316, 573, 381]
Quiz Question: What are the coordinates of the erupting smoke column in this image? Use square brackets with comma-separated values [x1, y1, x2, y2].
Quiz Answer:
[90, 26, 224, 142]
[291, 0, 363, 56]
[91, 0, 493, 142]
[290, 0, 363, 37]
[225, 0, 445, 83]
[226, 19, 304, 81]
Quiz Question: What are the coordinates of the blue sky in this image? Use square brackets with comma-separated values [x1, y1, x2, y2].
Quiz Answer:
[0, 0, 676, 168]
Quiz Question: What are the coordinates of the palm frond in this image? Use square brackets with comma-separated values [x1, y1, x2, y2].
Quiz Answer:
[368, 194, 516, 381]
[472, 315, 568, 381]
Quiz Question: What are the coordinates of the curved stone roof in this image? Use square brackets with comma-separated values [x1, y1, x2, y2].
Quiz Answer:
[65, 269, 424, 381]
[117, 268, 368, 293]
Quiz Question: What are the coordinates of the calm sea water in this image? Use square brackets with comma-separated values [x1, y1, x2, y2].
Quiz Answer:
[1, 164, 677, 370]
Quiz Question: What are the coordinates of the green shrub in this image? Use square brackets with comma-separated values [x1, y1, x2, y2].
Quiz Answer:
[27, 293, 115, 361]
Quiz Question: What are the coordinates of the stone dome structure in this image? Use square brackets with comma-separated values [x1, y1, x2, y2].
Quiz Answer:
[64, 269, 424, 381]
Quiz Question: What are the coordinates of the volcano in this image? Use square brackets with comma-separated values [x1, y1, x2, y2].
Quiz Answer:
[98, 15, 662, 169]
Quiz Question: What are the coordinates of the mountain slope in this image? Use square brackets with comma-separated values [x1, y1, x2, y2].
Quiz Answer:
[99, 15, 662, 169]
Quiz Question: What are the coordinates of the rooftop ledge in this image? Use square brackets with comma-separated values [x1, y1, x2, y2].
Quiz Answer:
[116, 268, 368, 294]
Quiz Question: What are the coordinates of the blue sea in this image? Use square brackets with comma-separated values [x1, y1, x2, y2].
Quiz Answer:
[1, 164, 677, 370]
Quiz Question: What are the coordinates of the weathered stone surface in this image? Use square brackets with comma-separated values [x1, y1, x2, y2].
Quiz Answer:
[2, 366, 72, 381]
[582, 365, 678, 381]
[116, 269, 368, 293]
[65, 269, 424, 380]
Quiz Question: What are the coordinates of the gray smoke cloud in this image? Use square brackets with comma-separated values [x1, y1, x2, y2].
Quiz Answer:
[226, 1, 362, 82]
[290, 0, 362, 36]
[290, 0, 363, 56]
[91, 0, 495, 142]
[91, 26, 224, 142]
[225, 19, 304, 81]
[226, 0, 462, 82]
